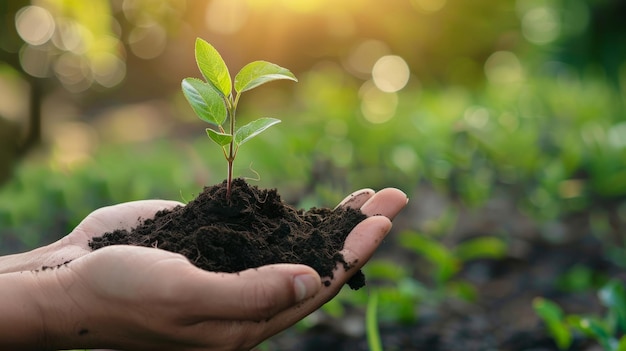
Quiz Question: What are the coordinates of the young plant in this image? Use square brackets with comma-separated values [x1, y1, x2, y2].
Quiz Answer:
[181, 38, 297, 198]
[534, 279, 626, 351]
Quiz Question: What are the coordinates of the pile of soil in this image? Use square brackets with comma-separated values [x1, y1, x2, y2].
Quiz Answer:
[89, 178, 368, 289]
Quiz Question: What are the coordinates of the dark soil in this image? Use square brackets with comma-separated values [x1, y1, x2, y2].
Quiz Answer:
[89, 178, 368, 289]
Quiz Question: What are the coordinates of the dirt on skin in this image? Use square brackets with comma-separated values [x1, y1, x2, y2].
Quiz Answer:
[89, 178, 368, 289]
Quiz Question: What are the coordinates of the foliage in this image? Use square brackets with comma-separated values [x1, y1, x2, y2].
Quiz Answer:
[321, 220, 508, 325]
[281, 62, 626, 218]
[182, 38, 297, 198]
[534, 279, 626, 350]
[0, 141, 203, 253]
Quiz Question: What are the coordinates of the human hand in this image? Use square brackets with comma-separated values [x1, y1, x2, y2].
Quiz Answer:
[0, 200, 183, 273]
[50, 199, 185, 263]
[20, 188, 407, 351]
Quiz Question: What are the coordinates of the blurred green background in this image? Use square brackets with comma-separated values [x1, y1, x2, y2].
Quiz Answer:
[2, 2, 626, 348]
[0, 0, 625, 263]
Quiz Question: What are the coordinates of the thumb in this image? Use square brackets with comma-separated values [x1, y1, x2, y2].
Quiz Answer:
[182, 264, 322, 321]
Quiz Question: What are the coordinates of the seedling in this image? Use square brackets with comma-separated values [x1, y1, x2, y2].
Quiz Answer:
[182, 38, 297, 198]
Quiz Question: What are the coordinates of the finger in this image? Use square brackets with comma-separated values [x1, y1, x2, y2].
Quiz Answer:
[360, 188, 408, 220]
[338, 215, 392, 274]
[334, 189, 374, 210]
[181, 264, 322, 321]
[253, 215, 393, 339]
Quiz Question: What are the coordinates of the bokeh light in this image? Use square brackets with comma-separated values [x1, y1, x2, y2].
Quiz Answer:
[128, 23, 167, 59]
[359, 81, 398, 124]
[484, 51, 524, 84]
[19, 44, 52, 78]
[343, 40, 391, 79]
[464, 106, 490, 130]
[608, 122, 626, 150]
[372, 55, 410, 93]
[520, 5, 560, 45]
[391, 144, 418, 174]
[50, 121, 98, 169]
[15, 6, 55, 46]
[91, 52, 126, 88]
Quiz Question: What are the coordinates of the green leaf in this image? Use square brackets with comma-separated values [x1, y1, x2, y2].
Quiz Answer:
[569, 317, 612, 349]
[234, 117, 281, 146]
[398, 231, 458, 284]
[234, 61, 297, 94]
[364, 260, 408, 281]
[206, 128, 232, 146]
[181, 78, 227, 126]
[533, 297, 572, 350]
[616, 335, 626, 351]
[454, 236, 508, 262]
[195, 38, 231, 97]
[599, 280, 626, 331]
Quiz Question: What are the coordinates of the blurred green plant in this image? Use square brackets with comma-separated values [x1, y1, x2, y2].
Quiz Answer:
[534, 279, 626, 351]
[556, 264, 609, 293]
[320, 226, 509, 326]
[397, 230, 508, 299]
[182, 38, 297, 198]
[366, 289, 383, 351]
[0, 141, 203, 253]
[285, 63, 626, 221]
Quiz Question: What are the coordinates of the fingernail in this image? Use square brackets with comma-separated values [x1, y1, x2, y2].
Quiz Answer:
[294, 274, 320, 301]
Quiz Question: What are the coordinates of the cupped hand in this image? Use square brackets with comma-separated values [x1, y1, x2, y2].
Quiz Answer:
[0, 200, 184, 274]
[45, 200, 184, 268]
[37, 188, 407, 351]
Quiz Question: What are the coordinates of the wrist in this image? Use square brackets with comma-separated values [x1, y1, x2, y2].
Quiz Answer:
[0, 271, 51, 350]
[0, 266, 102, 350]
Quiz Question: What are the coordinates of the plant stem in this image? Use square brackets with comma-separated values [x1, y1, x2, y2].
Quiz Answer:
[226, 157, 233, 199]
[225, 95, 238, 200]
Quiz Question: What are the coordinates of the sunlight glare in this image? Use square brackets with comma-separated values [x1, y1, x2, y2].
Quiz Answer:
[281, 0, 324, 13]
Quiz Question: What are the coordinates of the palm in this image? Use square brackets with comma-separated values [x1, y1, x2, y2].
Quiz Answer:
[48, 200, 183, 265]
